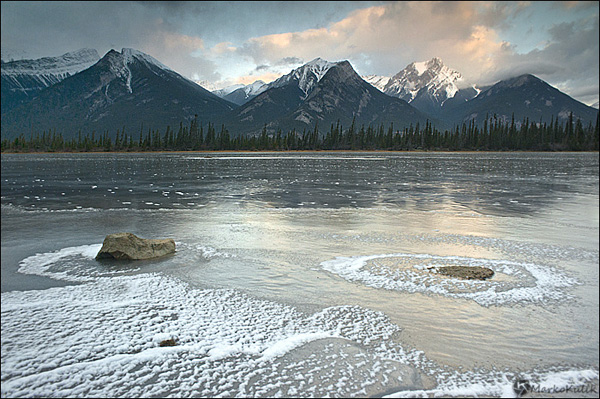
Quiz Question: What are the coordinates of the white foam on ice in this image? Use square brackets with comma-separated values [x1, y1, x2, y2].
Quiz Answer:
[320, 253, 579, 307]
[2, 244, 597, 397]
[2, 244, 408, 397]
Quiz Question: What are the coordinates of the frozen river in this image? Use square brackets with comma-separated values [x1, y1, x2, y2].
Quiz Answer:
[1, 152, 598, 397]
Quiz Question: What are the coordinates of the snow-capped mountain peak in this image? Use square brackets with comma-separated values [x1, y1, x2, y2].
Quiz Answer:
[303, 58, 338, 81]
[361, 57, 481, 116]
[121, 48, 173, 72]
[100, 48, 176, 94]
[385, 57, 463, 102]
[242, 80, 267, 96]
[271, 57, 339, 98]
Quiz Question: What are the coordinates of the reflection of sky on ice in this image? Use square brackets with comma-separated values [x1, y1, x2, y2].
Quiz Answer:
[2, 153, 597, 217]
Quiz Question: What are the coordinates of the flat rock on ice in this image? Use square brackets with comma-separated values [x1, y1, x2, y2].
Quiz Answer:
[434, 265, 494, 280]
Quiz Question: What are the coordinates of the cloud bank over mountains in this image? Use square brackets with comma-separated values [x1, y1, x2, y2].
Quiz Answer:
[1, 1, 598, 106]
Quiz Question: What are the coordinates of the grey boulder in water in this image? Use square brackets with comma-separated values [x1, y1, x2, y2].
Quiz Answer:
[95, 232, 175, 260]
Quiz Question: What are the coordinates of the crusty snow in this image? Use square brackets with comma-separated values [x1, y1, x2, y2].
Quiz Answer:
[320, 252, 580, 307]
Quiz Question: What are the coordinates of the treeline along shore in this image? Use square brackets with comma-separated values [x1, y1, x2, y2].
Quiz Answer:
[2, 112, 598, 153]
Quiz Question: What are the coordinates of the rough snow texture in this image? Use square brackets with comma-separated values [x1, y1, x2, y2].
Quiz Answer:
[1, 243, 410, 398]
[2, 243, 597, 398]
[320, 253, 580, 307]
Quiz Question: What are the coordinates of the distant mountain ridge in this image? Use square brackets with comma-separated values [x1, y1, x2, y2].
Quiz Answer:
[1, 48, 235, 140]
[209, 58, 341, 106]
[211, 80, 269, 106]
[362, 57, 480, 117]
[441, 73, 599, 127]
[1, 49, 597, 142]
[1, 48, 100, 114]
[216, 58, 437, 136]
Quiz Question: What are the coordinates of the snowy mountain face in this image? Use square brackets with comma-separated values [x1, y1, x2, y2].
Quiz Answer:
[362, 58, 480, 116]
[441, 74, 599, 128]
[384, 57, 462, 103]
[211, 80, 269, 105]
[1, 48, 100, 114]
[100, 48, 178, 94]
[362, 75, 390, 92]
[1, 48, 100, 82]
[270, 58, 339, 99]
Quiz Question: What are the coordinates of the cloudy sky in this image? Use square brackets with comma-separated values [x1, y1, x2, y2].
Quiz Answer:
[1, 1, 598, 106]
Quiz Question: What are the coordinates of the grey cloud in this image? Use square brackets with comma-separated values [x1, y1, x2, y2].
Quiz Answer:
[480, 16, 598, 104]
[276, 57, 304, 66]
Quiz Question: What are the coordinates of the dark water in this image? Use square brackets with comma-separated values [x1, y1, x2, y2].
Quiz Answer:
[1, 152, 598, 397]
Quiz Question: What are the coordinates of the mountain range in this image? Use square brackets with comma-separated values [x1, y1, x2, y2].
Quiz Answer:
[1, 48, 100, 115]
[363, 57, 482, 118]
[1, 48, 597, 141]
[212, 58, 435, 136]
[1, 48, 235, 138]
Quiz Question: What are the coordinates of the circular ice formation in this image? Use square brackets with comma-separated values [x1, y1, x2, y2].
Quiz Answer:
[320, 253, 579, 306]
